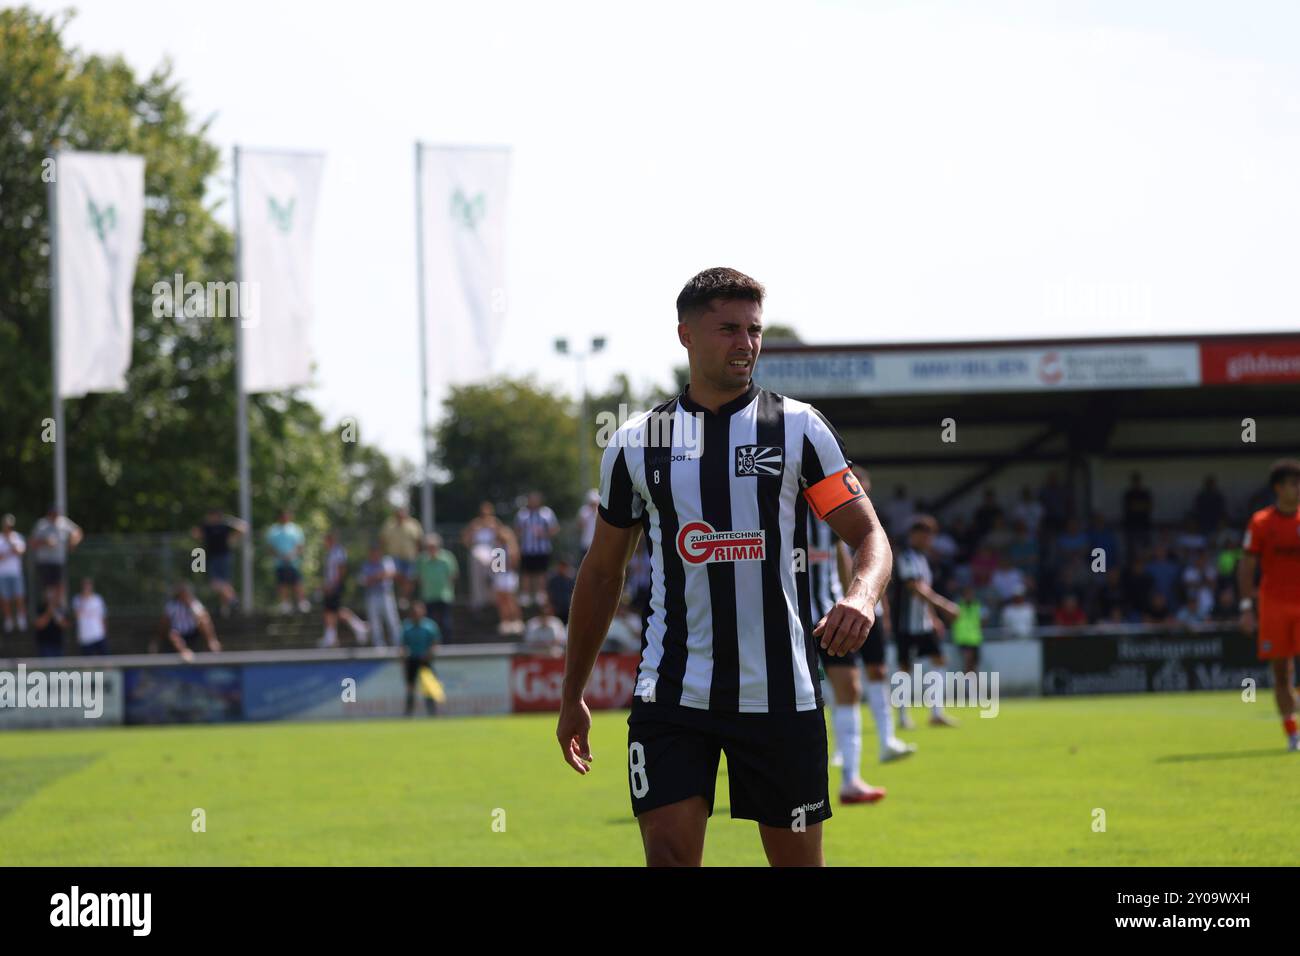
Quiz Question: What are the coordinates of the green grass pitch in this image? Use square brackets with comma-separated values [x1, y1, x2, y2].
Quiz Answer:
[0, 691, 1294, 866]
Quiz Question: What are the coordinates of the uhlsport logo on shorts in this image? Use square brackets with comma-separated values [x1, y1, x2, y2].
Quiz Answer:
[676, 522, 765, 564]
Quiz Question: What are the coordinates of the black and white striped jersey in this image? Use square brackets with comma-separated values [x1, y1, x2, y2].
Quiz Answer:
[598, 382, 865, 714]
[807, 511, 844, 624]
[515, 506, 558, 556]
[892, 546, 934, 635]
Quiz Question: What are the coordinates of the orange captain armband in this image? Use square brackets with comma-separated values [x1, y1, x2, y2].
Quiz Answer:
[804, 467, 865, 520]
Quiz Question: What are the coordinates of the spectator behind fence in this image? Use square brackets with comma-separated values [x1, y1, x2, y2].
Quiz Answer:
[462, 501, 507, 611]
[523, 597, 566, 657]
[546, 556, 576, 627]
[320, 531, 369, 647]
[417, 533, 458, 641]
[1011, 485, 1044, 535]
[602, 596, 643, 655]
[72, 577, 108, 655]
[1194, 475, 1227, 536]
[30, 506, 83, 609]
[1053, 593, 1087, 628]
[0, 514, 28, 632]
[192, 508, 247, 617]
[163, 583, 220, 661]
[1000, 584, 1036, 637]
[1123, 471, 1154, 553]
[514, 491, 559, 609]
[380, 506, 424, 604]
[577, 489, 600, 561]
[33, 587, 66, 657]
[266, 509, 309, 613]
[952, 585, 985, 674]
[360, 544, 402, 646]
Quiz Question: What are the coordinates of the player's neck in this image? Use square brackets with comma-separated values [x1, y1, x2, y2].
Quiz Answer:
[1276, 499, 1298, 515]
[683, 378, 751, 414]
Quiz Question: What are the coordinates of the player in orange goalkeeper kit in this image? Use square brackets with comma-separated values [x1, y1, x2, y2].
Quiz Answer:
[1238, 458, 1300, 752]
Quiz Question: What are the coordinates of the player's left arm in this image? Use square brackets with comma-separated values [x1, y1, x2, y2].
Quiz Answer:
[821, 494, 892, 656]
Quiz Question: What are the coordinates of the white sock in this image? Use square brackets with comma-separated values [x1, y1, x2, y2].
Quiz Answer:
[865, 680, 894, 750]
[322, 626, 337, 647]
[832, 704, 862, 788]
[927, 661, 945, 717]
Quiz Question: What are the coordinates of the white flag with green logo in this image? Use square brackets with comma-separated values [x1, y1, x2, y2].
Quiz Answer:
[53, 151, 146, 398]
[236, 149, 325, 393]
[417, 144, 510, 388]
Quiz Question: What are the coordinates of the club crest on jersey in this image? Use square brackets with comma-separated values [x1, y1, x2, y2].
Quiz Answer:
[676, 521, 766, 564]
[735, 445, 783, 477]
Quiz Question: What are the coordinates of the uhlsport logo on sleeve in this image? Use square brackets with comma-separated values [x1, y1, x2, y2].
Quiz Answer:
[676, 522, 766, 564]
[734, 444, 783, 477]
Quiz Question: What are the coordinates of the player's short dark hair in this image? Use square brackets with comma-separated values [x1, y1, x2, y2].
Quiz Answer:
[676, 267, 765, 323]
[1268, 458, 1300, 489]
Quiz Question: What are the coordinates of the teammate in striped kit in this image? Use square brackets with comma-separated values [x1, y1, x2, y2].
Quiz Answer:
[812, 465, 916, 808]
[891, 515, 960, 729]
[557, 268, 893, 866]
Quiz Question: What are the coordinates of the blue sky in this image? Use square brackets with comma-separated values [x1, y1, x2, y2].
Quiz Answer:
[37, 0, 1300, 464]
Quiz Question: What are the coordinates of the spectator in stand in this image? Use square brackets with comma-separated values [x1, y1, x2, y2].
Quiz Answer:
[379, 506, 424, 604]
[1123, 556, 1155, 619]
[417, 533, 459, 641]
[1086, 512, 1120, 569]
[1053, 593, 1088, 628]
[576, 489, 600, 563]
[972, 488, 1003, 544]
[320, 532, 369, 647]
[400, 600, 441, 717]
[0, 514, 28, 633]
[1210, 586, 1239, 623]
[982, 513, 1014, 554]
[1180, 553, 1217, 622]
[191, 509, 248, 618]
[1092, 568, 1128, 623]
[951, 585, 986, 674]
[546, 556, 577, 627]
[883, 485, 915, 541]
[266, 509, 309, 613]
[523, 597, 566, 657]
[625, 540, 653, 616]
[602, 596, 643, 655]
[990, 554, 1026, 604]
[461, 501, 508, 611]
[1006, 519, 1038, 576]
[30, 506, 83, 610]
[33, 587, 67, 657]
[1122, 472, 1154, 554]
[1173, 513, 1208, 558]
[514, 491, 559, 609]
[1144, 592, 1173, 626]
[1097, 606, 1129, 630]
[1000, 583, 1037, 637]
[492, 525, 524, 636]
[162, 583, 220, 661]
[360, 544, 402, 646]
[1038, 471, 1069, 539]
[71, 577, 108, 655]
[1011, 485, 1044, 535]
[1194, 475, 1227, 536]
[1055, 554, 1092, 608]
[1213, 518, 1241, 590]
[969, 544, 999, 590]
[1146, 543, 1181, 609]
[1054, 516, 1091, 567]
[930, 520, 960, 567]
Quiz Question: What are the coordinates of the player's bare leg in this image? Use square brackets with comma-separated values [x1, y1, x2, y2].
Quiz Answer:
[638, 796, 709, 867]
[1270, 658, 1298, 749]
[827, 666, 885, 803]
[759, 821, 824, 867]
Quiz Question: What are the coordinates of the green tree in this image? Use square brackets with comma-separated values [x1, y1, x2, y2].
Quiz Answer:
[0, 8, 403, 552]
[432, 377, 580, 522]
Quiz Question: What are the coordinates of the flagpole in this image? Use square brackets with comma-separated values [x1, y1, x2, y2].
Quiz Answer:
[47, 153, 68, 520]
[233, 145, 254, 613]
[414, 142, 435, 534]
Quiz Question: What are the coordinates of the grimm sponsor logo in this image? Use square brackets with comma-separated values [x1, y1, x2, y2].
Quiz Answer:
[734, 445, 783, 477]
[676, 522, 765, 564]
[50, 886, 151, 936]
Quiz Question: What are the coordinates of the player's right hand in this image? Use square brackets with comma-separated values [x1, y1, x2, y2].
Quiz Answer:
[1239, 609, 1256, 634]
[557, 698, 594, 775]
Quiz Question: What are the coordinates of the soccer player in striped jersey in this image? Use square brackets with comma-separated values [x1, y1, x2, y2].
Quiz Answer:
[556, 268, 892, 866]
[891, 514, 960, 729]
[1238, 458, 1300, 751]
[810, 467, 914, 807]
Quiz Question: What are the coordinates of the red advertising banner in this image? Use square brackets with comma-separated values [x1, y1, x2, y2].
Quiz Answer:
[510, 653, 639, 713]
[1201, 340, 1300, 385]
